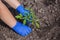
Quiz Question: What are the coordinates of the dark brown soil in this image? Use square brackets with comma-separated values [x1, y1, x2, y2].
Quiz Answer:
[0, 0, 60, 40]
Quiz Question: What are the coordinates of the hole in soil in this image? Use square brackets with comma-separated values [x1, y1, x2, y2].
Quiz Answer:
[56, 17, 60, 26]
[44, 0, 56, 6]
[56, 34, 60, 40]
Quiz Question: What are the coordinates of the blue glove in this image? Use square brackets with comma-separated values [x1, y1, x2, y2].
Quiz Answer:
[16, 5, 30, 16]
[16, 5, 32, 24]
[12, 21, 32, 37]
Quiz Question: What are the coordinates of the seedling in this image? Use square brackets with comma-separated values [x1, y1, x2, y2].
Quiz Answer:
[15, 8, 40, 28]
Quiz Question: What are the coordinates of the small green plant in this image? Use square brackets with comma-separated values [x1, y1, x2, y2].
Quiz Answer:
[15, 8, 40, 28]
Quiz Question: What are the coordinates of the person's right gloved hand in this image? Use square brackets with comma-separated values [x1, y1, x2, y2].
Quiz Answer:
[12, 21, 32, 37]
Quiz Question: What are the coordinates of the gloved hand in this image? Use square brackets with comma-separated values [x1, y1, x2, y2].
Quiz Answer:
[16, 5, 30, 16]
[12, 21, 32, 37]
[16, 5, 32, 24]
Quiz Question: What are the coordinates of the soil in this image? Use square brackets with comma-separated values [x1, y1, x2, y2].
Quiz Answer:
[0, 0, 60, 40]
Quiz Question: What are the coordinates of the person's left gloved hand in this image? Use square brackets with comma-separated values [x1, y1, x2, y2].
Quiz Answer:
[16, 5, 32, 24]
[16, 5, 30, 16]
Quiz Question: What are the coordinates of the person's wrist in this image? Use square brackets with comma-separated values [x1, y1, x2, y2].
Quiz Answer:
[16, 5, 25, 13]
[12, 21, 21, 29]
[15, 4, 21, 9]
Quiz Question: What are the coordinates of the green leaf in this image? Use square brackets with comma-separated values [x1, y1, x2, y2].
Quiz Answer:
[15, 8, 40, 29]
[25, 7, 30, 10]
[30, 8, 33, 12]
[19, 14, 23, 18]
[32, 22, 34, 25]
[15, 15, 20, 19]
[15, 14, 23, 19]
[36, 23, 40, 28]
[23, 20, 26, 25]
[36, 19, 39, 22]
